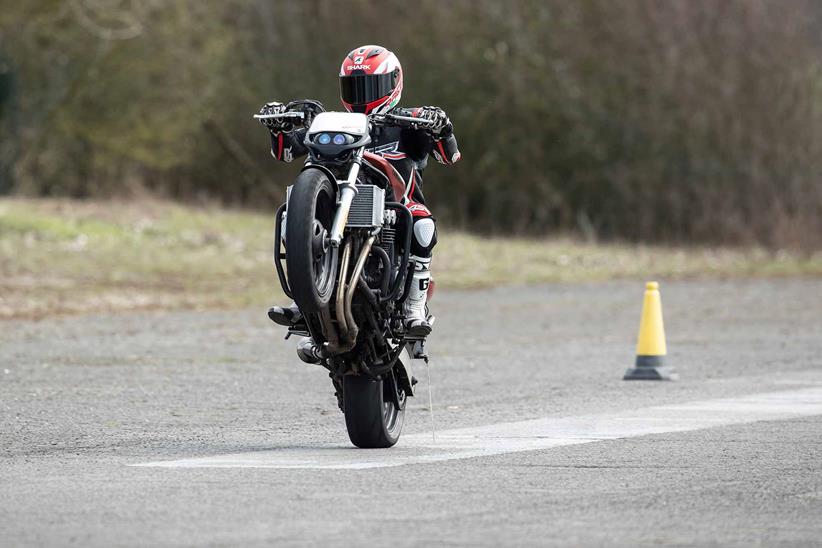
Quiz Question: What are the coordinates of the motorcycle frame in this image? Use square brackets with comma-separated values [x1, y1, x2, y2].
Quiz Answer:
[262, 107, 432, 399]
[272, 166, 415, 391]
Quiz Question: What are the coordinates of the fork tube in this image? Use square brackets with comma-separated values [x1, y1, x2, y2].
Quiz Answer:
[329, 184, 355, 247]
[328, 148, 364, 247]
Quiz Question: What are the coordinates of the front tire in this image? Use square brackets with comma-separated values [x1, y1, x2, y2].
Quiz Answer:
[343, 374, 406, 448]
[286, 169, 338, 313]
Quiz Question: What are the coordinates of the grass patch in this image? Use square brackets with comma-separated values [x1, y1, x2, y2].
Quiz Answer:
[2, 197, 821, 319]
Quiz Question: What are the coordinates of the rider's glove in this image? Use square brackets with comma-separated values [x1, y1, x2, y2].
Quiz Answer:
[419, 106, 452, 137]
[258, 102, 293, 132]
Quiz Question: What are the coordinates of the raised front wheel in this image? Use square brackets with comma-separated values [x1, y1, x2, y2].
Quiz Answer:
[285, 169, 338, 313]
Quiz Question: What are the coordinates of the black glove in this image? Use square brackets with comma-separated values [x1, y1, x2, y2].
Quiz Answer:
[258, 101, 293, 132]
[418, 106, 452, 137]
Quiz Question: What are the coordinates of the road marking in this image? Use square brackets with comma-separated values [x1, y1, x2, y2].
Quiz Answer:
[132, 387, 822, 470]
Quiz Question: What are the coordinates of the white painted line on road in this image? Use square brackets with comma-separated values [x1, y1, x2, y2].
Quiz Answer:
[132, 387, 822, 470]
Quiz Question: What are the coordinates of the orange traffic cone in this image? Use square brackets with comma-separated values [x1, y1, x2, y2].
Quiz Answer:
[623, 281, 678, 381]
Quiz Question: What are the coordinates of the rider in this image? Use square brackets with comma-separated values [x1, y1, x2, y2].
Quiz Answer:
[261, 44, 460, 351]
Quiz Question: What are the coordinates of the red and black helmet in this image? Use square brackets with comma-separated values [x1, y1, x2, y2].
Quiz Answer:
[340, 45, 403, 115]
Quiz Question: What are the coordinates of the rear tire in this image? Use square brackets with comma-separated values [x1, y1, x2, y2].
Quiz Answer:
[343, 374, 405, 448]
[286, 169, 338, 313]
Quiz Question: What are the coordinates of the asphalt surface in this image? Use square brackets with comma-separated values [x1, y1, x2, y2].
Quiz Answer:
[2, 278, 822, 546]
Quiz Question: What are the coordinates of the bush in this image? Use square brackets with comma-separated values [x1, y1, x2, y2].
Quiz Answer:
[2, 0, 821, 248]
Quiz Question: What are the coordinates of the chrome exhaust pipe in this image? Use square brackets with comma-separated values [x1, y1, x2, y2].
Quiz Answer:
[321, 235, 376, 357]
[335, 240, 352, 339]
[344, 235, 376, 346]
[321, 240, 351, 357]
[321, 236, 374, 357]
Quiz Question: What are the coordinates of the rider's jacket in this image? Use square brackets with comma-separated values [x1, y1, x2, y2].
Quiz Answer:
[269, 107, 460, 207]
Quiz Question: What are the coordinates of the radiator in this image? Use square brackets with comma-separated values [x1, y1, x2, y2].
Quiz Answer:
[346, 185, 385, 227]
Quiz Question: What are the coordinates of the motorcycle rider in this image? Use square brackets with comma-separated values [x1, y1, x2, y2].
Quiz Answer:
[261, 44, 460, 356]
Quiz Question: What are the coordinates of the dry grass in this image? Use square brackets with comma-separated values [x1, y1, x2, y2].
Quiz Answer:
[2, 198, 821, 319]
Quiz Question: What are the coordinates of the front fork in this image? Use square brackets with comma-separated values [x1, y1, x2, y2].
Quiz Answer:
[328, 147, 364, 247]
[275, 147, 363, 296]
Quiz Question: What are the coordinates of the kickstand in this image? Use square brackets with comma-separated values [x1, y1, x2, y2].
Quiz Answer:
[424, 355, 436, 444]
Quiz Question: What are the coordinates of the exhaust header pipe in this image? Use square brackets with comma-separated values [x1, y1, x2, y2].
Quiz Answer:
[321, 235, 376, 357]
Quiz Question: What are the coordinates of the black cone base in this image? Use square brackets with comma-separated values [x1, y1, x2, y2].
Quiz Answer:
[623, 355, 678, 381]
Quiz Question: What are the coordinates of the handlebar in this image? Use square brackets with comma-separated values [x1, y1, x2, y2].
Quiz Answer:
[370, 112, 436, 130]
[253, 109, 435, 131]
[252, 111, 305, 121]
[254, 99, 325, 125]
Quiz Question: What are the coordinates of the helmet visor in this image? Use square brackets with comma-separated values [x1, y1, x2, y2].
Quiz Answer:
[340, 72, 397, 105]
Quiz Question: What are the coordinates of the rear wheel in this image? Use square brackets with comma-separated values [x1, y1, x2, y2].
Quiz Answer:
[286, 169, 338, 313]
[343, 373, 406, 448]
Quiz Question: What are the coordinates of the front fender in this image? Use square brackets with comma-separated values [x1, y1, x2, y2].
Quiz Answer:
[300, 164, 338, 192]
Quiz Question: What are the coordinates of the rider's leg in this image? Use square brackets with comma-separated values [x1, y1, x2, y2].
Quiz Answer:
[404, 213, 437, 338]
[271, 208, 437, 359]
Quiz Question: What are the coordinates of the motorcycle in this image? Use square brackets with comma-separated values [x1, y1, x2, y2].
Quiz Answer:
[254, 100, 437, 448]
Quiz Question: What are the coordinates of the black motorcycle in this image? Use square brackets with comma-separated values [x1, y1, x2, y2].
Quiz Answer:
[255, 100, 436, 448]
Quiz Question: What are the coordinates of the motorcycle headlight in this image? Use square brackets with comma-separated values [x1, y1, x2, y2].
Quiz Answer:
[317, 133, 332, 145]
[333, 134, 346, 145]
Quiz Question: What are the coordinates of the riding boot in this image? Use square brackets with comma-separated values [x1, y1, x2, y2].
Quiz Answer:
[403, 255, 432, 338]
[268, 302, 302, 326]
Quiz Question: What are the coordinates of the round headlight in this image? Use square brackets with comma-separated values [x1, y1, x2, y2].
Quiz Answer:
[333, 134, 347, 145]
[317, 133, 331, 145]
